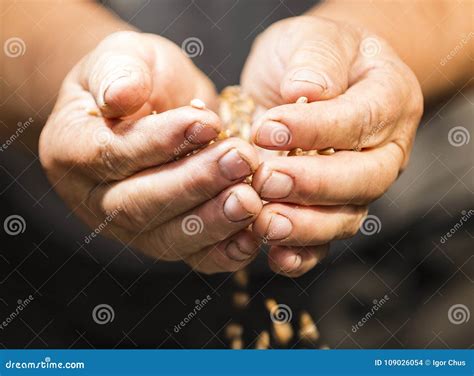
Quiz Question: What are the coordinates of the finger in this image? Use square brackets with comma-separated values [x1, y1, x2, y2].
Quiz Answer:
[80, 31, 153, 118]
[252, 144, 403, 205]
[252, 74, 403, 151]
[134, 184, 262, 261]
[92, 138, 259, 231]
[279, 17, 359, 102]
[268, 244, 329, 278]
[185, 230, 260, 274]
[84, 105, 221, 181]
[253, 203, 367, 246]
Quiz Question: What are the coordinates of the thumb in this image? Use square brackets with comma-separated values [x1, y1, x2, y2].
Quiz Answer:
[280, 18, 356, 103]
[81, 31, 153, 119]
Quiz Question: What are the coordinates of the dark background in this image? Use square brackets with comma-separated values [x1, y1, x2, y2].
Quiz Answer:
[0, 0, 472, 349]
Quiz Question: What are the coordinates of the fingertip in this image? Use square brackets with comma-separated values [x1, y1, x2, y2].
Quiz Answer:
[268, 245, 329, 278]
[235, 184, 264, 217]
[280, 68, 327, 103]
[223, 184, 263, 222]
[102, 72, 152, 118]
[213, 231, 261, 272]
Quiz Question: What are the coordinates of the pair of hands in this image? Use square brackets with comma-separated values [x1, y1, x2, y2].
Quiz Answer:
[39, 16, 423, 277]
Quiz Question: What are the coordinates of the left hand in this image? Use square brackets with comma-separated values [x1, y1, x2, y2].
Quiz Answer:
[241, 16, 423, 277]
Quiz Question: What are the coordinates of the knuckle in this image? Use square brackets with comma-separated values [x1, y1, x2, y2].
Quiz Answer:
[339, 208, 364, 239]
[355, 98, 378, 150]
[115, 192, 150, 230]
[357, 158, 385, 203]
[91, 138, 130, 181]
[184, 163, 215, 199]
[99, 31, 141, 47]
[301, 165, 328, 202]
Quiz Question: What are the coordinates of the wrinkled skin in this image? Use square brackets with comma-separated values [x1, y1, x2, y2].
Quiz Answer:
[40, 31, 264, 274]
[241, 16, 423, 277]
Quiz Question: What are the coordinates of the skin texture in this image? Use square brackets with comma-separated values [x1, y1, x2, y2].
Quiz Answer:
[39, 31, 263, 274]
[2, 0, 472, 277]
[241, 16, 424, 277]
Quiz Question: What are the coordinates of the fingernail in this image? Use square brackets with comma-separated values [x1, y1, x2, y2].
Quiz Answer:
[266, 214, 292, 240]
[218, 149, 252, 181]
[223, 193, 253, 222]
[225, 241, 252, 262]
[260, 171, 294, 199]
[101, 74, 131, 107]
[256, 121, 292, 147]
[185, 122, 218, 144]
[291, 69, 327, 90]
[286, 254, 302, 271]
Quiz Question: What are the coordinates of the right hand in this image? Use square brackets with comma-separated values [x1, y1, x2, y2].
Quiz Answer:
[39, 31, 262, 274]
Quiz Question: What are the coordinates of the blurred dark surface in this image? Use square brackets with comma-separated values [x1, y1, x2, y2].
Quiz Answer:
[0, 0, 472, 349]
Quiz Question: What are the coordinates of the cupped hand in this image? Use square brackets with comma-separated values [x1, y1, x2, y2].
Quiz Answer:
[241, 16, 423, 277]
[40, 31, 263, 274]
